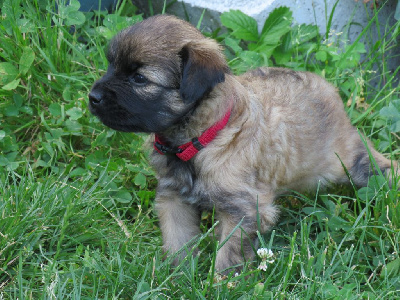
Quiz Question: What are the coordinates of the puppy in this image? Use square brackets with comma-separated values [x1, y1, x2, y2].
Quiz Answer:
[89, 15, 398, 272]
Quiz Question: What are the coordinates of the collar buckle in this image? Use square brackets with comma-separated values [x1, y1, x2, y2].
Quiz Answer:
[154, 141, 183, 154]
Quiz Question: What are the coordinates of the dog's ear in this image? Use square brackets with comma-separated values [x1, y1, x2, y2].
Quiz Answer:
[179, 39, 229, 104]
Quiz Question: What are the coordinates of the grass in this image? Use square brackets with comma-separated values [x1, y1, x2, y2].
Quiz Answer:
[0, 0, 399, 298]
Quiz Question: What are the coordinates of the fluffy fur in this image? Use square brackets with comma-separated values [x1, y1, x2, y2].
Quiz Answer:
[89, 15, 398, 272]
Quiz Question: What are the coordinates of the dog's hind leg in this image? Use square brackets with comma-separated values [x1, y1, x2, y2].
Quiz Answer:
[155, 191, 201, 264]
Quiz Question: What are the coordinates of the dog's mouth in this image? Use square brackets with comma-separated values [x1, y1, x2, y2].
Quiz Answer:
[89, 103, 172, 133]
[88, 99, 138, 132]
[95, 115, 150, 132]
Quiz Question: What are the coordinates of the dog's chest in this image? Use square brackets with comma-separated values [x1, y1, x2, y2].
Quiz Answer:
[155, 156, 213, 208]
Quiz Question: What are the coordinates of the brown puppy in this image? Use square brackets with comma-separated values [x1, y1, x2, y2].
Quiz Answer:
[89, 15, 398, 272]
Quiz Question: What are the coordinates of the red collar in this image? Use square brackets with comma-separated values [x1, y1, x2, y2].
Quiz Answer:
[154, 107, 232, 161]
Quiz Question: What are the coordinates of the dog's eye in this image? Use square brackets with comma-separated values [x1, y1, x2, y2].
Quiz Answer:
[130, 73, 147, 85]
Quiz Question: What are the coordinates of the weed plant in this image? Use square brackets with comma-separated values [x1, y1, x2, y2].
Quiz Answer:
[0, 0, 399, 298]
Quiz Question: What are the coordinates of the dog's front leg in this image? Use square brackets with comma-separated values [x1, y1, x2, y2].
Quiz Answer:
[214, 212, 257, 273]
[214, 193, 277, 273]
[155, 190, 201, 264]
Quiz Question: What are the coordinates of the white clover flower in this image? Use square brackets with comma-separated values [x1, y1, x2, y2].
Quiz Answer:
[257, 248, 275, 271]
[257, 261, 268, 271]
[257, 248, 274, 259]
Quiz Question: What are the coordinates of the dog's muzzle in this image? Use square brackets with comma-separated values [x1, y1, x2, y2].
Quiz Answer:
[88, 90, 103, 107]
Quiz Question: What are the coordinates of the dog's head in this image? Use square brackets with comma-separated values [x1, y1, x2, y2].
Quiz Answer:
[88, 15, 229, 133]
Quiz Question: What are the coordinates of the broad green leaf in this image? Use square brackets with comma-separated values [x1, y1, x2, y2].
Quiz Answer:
[229, 50, 265, 74]
[261, 7, 292, 46]
[70, 167, 86, 177]
[4, 105, 19, 116]
[62, 86, 71, 101]
[49, 128, 64, 139]
[65, 120, 83, 134]
[353, 42, 366, 53]
[65, 0, 81, 11]
[103, 14, 141, 33]
[1, 0, 20, 18]
[13, 94, 23, 107]
[315, 50, 327, 62]
[294, 24, 319, 45]
[134, 172, 147, 189]
[279, 24, 318, 53]
[239, 51, 264, 66]
[56, 0, 85, 26]
[96, 26, 114, 40]
[224, 37, 243, 55]
[249, 43, 276, 59]
[118, 0, 138, 16]
[0, 130, 5, 140]
[85, 151, 107, 170]
[19, 106, 33, 115]
[16, 18, 35, 33]
[6, 161, 19, 171]
[115, 190, 132, 203]
[327, 215, 351, 231]
[381, 257, 400, 278]
[254, 283, 265, 297]
[7, 151, 18, 163]
[337, 283, 357, 298]
[272, 50, 292, 65]
[0, 155, 8, 166]
[66, 10, 86, 26]
[2, 78, 20, 90]
[19, 47, 35, 75]
[0, 62, 18, 85]
[97, 14, 141, 39]
[66, 107, 83, 120]
[1, 0, 23, 34]
[379, 100, 400, 122]
[229, 50, 266, 74]
[390, 120, 400, 132]
[94, 130, 109, 146]
[49, 103, 62, 117]
[42, 141, 55, 157]
[221, 10, 259, 42]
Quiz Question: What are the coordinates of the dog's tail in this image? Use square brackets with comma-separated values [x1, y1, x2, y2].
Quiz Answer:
[348, 141, 398, 189]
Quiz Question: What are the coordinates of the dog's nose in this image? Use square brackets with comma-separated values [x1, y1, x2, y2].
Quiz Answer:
[88, 90, 103, 106]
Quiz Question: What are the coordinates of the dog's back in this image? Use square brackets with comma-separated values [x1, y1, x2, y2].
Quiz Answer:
[235, 67, 397, 190]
